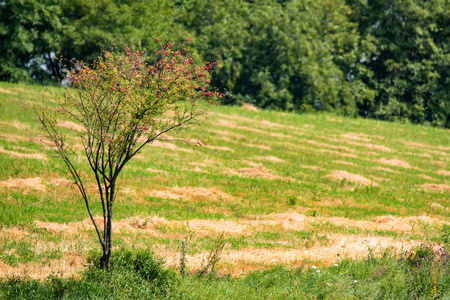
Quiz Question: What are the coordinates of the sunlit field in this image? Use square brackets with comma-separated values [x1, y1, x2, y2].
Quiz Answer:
[0, 82, 449, 299]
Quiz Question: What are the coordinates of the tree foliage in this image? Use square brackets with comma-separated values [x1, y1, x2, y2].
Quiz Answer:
[348, 0, 450, 127]
[25, 41, 222, 270]
[2, 0, 450, 127]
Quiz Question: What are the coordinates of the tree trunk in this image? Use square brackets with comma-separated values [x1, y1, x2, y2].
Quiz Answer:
[100, 250, 111, 271]
[100, 195, 114, 270]
[100, 211, 112, 271]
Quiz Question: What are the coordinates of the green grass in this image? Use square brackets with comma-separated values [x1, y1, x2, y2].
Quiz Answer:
[2, 245, 450, 299]
[0, 82, 449, 298]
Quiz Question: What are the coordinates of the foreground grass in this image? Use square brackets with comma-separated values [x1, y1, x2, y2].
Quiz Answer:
[2, 244, 450, 299]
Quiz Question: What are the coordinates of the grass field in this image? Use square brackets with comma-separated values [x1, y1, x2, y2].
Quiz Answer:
[0, 82, 449, 298]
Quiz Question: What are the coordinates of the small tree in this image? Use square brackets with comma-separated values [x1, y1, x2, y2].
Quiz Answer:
[26, 39, 222, 270]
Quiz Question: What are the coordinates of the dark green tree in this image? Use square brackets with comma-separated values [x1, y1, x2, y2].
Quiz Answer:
[176, 0, 375, 115]
[0, 0, 62, 82]
[348, 0, 450, 127]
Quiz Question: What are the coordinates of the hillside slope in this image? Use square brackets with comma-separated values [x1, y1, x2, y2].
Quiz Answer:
[0, 82, 449, 279]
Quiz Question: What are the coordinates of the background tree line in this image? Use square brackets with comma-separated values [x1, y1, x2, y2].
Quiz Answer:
[1, 0, 449, 127]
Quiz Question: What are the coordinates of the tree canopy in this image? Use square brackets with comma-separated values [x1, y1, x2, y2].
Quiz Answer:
[1, 0, 449, 127]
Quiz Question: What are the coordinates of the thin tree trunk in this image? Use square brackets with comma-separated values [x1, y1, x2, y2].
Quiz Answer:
[100, 187, 114, 271]
[100, 219, 112, 270]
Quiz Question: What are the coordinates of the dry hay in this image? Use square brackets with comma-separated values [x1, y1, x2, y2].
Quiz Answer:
[341, 133, 371, 142]
[146, 168, 163, 173]
[364, 144, 393, 152]
[147, 186, 234, 201]
[254, 213, 309, 231]
[305, 139, 356, 153]
[225, 166, 281, 180]
[320, 150, 357, 158]
[431, 161, 447, 168]
[188, 161, 216, 168]
[0, 120, 29, 130]
[241, 103, 259, 112]
[0, 227, 30, 239]
[327, 170, 378, 186]
[150, 140, 193, 153]
[160, 234, 420, 276]
[236, 126, 266, 134]
[0, 252, 86, 280]
[421, 184, 450, 192]
[255, 156, 285, 163]
[242, 160, 261, 168]
[187, 219, 248, 235]
[417, 174, 434, 180]
[431, 203, 444, 210]
[0, 88, 16, 94]
[206, 145, 235, 152]
[215, 119, 237, 128]
[268, 132, 292, 139]
[0, 177, 46, 192]
[429, 150, 449, 157]
[372, 166, 399, 173]
[216, 113, 256, 123]
[400, 141, 430, 148]
[4, 212, 444, 279]
[378, 158, 412, 168]
[58, 121, 86, 132]
[325, 117, 342, 123]
[342, 139, 392, 152]
[301, 165, 324, 171]
[332, 160, 355, 166]
[323, 215, 446, 234]
[0, 146, 47, 160]
[147, 190, 183, 199]
[34, 220, 79, 235]
[437, 170, 450, 176]
[322, 136, 391, 152]
[247, 144, 271, 151]
[259, 120, 297, 130]
[420, 153, 432, 158]
[190, 166, 206, 173]
[211, 130, 246, 140]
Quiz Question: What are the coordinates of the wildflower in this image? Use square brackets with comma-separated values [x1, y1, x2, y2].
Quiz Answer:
[316, 270, 320, 273]
[334, 264, 339, 267]
[311, 266, 317, 270]
[353, 280, 358, 283]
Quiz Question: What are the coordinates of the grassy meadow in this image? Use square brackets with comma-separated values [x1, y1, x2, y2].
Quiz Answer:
[0, 81, 449, 299]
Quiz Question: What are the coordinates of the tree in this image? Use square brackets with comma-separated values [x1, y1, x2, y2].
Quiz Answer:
[25, 40, 222, 270]
[347, 0, 450, 127]
[175, 0, 375, 115]
[0, 0, 62, 82]
[0, 0, 187, 82]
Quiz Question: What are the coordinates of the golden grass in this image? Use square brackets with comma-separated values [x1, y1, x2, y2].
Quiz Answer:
[0, 253, 86, 280]
[58, 121, 86, 132]
[377, 158, 412, 168]
[320, 150, 357, 158]
[0, 177, 47, 192]
[0, 146, 47, 160]
[225, 166, 281, 180]
[327, 170, 378, 186]
[436, 170, 450, 176]
[421, 184, 450, 192]
[255, 156, 285, 163]
[0, 88, 16, 94]
[2, 212, 447, 279]
[150, 140, 193, 152]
